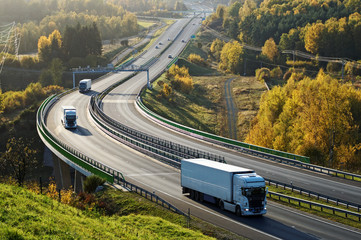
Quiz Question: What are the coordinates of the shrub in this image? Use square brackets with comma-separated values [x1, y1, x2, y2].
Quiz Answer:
[20, 56, 39, 69]
[270, 66, 283, 79]
[188, 53, 207, 67]
[255, 68, 271, 82]
[83, 175, 105, 193]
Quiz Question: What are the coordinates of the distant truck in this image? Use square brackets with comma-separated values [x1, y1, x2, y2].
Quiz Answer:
[181, 159, 267, 216]
[61, 106, 77, 129]
[79, 79, 91, 93]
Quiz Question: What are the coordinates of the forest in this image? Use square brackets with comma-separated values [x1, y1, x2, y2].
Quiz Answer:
[0, 0, 141, 53]
[203, 0, 361, 172]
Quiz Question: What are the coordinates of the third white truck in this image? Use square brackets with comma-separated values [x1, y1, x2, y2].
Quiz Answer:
[79, 79, 91, 93]
[181, 158, 267, 216]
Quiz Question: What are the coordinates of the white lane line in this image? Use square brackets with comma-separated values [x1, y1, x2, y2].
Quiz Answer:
[126, 172, 178, 177]
[127, 176, 281, 240]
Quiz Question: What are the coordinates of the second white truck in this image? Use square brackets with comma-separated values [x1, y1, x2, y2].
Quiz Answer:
[181, 158, 267, 216]
[79, 79, 91, 93]
[61, 106, 77, 129]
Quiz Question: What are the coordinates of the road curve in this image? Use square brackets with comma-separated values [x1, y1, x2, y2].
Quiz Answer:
[45, 17, 361, 239]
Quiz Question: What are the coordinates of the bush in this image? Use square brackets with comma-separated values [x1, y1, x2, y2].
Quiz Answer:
[188, 53, 207, 67]
[270, 66, 283, 79]
[83, 175, 106, 193]
[255, 68, 271, 82]
[20, 56, 39, 69]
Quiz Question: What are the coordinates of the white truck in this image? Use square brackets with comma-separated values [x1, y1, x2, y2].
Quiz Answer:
[79, 79, 91, 93]
[181, 159, 267, 216]
[61, 106, 77, 129]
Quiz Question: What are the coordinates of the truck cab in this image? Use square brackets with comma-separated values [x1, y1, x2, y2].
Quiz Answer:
[79, 79, 91, 93]
[61, 106, 77, 129]
[233, 174, 267, 216]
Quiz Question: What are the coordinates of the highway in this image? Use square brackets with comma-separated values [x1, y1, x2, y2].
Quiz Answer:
[45, 16, 361, 239]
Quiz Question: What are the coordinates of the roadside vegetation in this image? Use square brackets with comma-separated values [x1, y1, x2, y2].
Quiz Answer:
[0, 179, 244, 240]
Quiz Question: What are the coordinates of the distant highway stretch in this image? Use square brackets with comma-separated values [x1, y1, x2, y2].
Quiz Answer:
[45, 17, 361, 239]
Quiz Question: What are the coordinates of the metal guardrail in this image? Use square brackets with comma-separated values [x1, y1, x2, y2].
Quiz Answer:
[90, 95, 225, 164]
[266, 179, 361, 212]
[37, 95, 116, 183]
[136, 98, 309, 163]
[268, 191, 361, 221]
[38, 94, 187, 216]
[136, 98, 361, 182]
[121, 179, 187, 216]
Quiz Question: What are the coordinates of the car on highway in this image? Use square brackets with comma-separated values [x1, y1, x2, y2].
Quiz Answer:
[168, 54, 172, 58]
[155, 45, 159, 49]
[181, 39, 185, 43]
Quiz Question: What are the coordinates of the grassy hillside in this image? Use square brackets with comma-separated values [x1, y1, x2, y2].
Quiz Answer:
[0, 183, 213, 239]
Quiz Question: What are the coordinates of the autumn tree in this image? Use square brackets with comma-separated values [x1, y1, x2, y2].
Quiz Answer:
[210, 38, 225, 60]
[262, 38, 278, 62]
[219, 41, 244, 74]
[0, 137, 38, 186]
[246, 70, 361, 170]
[0, 90, 4, 113]
[167, 65, 194, 93]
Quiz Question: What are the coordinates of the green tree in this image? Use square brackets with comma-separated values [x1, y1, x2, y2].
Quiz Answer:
[0, 137, 37, 186]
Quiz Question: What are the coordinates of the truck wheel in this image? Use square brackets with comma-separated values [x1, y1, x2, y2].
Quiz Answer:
[219, 200, 224, 210]
[236, 206, 241, 216]
[195, 191, 199, 201]
[190, 190, 195, 200]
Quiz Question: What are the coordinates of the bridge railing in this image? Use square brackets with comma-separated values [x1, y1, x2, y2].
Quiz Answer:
[38, 94, 187, 216]
[37, 95, 116, 183]
[136, 98, 361, 182]
[266, 179, 361, 212]
[268, 192, 361, 222]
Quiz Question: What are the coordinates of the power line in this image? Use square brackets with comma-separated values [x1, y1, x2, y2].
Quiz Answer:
[0, 22, 20, 91]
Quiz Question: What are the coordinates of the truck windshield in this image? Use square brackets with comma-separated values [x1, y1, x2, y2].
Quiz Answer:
[66, 115, 76, 120]
[242, 187, 265, 197]
[79, 83, 85, 89]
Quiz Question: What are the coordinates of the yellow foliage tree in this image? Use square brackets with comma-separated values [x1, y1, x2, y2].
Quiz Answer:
[262, 38, 278, 62]
[246, 70, 361, 170]
[219, 41, 244, 74]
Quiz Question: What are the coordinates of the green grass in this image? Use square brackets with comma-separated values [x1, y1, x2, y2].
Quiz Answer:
[143, 74, 229, 136]
[0, 183, 216, 239]
[142, 73, 266, 140]
[330, 172, 361, 182]
[138, 21, 158, 29]
[268, 184, 361, 229]
[177, 58, 218, 76]
[230, 77, 267, 140]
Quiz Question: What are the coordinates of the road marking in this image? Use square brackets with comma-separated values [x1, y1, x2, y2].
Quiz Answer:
[126, 172, 178, 177]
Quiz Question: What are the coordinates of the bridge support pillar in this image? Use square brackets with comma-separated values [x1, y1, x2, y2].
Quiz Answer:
[52, 154, 72, 190]
[74, 170, 84, 193]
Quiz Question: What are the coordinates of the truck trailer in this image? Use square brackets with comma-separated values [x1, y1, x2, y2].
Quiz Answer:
[181, 159, 267, 216]
[61, 106, 77, 129]
[79, 79, 91, 93]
